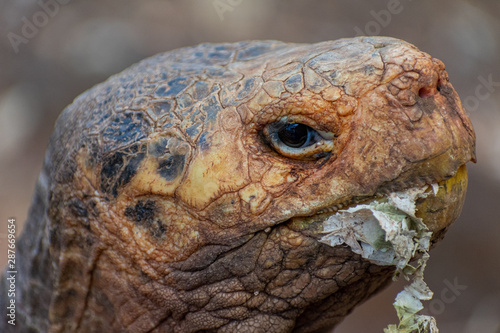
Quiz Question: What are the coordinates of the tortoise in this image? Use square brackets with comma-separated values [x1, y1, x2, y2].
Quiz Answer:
[1, 36, 475, 332]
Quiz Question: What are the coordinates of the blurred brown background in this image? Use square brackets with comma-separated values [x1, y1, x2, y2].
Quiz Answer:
[0, 0, 499, 332]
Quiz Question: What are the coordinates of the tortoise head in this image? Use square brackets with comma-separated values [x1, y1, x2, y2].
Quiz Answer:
[35, 37, 475, 332]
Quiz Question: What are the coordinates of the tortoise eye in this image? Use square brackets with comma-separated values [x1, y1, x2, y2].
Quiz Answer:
[263, 119, 335, 160]
[277, 123, 313, 148]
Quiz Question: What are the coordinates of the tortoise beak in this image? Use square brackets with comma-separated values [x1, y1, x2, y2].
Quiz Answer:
[415, 164, 469, 243]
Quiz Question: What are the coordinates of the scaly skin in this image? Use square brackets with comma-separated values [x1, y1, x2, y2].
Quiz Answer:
[1, 37, 475, 332]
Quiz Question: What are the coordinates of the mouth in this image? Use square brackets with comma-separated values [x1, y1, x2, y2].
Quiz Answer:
[318, 165, 467, 223]
[329, 164, 468, 263]
[313, 164, 468, 331]
[284, 164, 468, 265]
[267, 165, 468, 330]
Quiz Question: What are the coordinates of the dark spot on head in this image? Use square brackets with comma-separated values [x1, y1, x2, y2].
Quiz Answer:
[124, 200, 166, 238]
[68, 199, 90, 229]
[116, 151, 145, 190]
[100, 144, 146, 197]
[101, 152, 124, 187]
[125, 200, 156, 223]
[149, 137, 170, 157]
[69, 199, 88, 218]
[158, 155, 185, 181]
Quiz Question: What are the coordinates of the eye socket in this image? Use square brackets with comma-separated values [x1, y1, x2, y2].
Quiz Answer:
[263, 119, 335, 160]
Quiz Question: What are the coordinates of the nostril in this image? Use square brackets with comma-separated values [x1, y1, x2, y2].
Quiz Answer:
[418, 87, 437, 98]
[436, 80, 442, 92]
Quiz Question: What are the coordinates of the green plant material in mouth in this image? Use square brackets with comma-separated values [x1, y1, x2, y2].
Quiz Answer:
[320, 184, 440, 333]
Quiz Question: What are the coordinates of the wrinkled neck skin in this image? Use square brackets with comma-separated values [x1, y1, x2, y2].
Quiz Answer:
[2, 37, 475, 333]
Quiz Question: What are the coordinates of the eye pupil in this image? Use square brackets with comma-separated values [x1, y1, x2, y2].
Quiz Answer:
[278, 123, 309, 148]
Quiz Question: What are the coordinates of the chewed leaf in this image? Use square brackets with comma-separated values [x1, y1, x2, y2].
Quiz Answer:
[319, 184, 440, 332]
